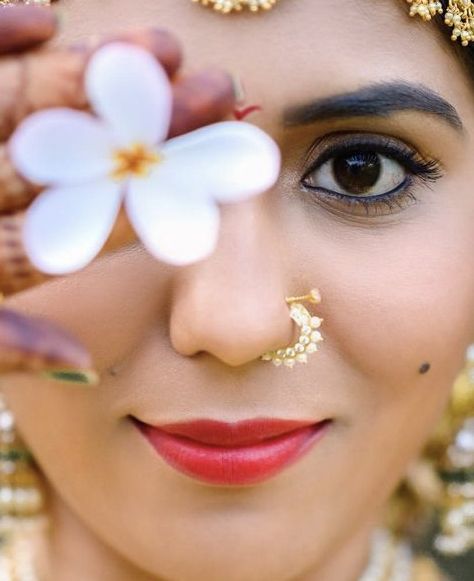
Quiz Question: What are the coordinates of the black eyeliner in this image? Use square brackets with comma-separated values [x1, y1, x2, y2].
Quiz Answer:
[299, 133, 444, 217]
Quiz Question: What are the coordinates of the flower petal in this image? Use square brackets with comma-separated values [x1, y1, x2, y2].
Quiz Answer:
[24, 180, 123, 275]
[9, 109, 115, 186]
[160, 121, 281, 203]
[85, 42, 173, 147]
[126, 174, 220, 265]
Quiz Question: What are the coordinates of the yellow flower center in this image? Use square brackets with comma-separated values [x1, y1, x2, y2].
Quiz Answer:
[111, 143, 161, 180]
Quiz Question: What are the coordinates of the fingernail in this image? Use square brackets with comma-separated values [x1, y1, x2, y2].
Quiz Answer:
[231, 74, 246, 104]
[42, 369, 100, 386]
[53, 6, 67, 30]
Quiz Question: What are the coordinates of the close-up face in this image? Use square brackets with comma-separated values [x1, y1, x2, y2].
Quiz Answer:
[2, 1, 474, 580]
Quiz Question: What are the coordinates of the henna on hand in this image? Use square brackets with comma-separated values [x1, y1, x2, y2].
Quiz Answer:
[0, 28, 183, 142]
[0, 7, 236, 378]
[0, 68, 235, 215]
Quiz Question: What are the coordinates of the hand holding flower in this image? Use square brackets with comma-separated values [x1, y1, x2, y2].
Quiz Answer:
[10, 43, 281, 273]
[0, 5, 246, 381]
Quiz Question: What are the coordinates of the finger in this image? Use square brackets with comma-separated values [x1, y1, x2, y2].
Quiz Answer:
[0, 48, 88, 141]
[94, 28, 182, 78]
[0, 70, 236, 213]
[0, 211, 47, 295]
[0, 144, 39, 213]
[0, 208, 136, 296]
[0, 5, 57, 54]
[168, 69, 236, 138]
[0, 27, 182, 141]
[0, 307, 96, 382]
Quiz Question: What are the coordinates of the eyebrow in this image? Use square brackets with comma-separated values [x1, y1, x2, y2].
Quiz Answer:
[283, 82, 463, 132]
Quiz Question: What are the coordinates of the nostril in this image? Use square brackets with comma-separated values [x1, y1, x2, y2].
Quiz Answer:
[169, 297, 295, 367]
[167, 226, 291, 366]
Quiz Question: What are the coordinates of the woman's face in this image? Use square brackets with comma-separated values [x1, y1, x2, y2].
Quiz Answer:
[3, 1, 474, 580]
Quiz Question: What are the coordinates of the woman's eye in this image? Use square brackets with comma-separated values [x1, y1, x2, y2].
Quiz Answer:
[298, 135, 444, 217]
[302, 151, 406, 197]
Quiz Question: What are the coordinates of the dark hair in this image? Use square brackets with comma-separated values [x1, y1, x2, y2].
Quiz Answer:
[436, 1, 474, 82]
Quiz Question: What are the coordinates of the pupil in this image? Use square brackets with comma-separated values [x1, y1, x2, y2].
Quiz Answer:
[332, 152, 381, 194]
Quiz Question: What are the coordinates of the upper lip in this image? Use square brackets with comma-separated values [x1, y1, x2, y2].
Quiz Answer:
[134, 418, 327, 447]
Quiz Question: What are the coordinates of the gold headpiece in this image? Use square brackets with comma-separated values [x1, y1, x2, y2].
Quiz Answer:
[193, 0, 472, 46]
[407, 1, 474, 46]
[192, 0, 279, 13]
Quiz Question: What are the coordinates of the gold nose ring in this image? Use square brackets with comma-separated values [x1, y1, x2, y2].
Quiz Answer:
[260, 289, 324, 368]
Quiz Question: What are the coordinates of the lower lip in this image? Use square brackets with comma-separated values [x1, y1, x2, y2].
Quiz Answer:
[136, 420, 331, 486]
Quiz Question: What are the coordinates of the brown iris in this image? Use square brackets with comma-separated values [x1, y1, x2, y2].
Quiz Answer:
[332, 152, 381, 195]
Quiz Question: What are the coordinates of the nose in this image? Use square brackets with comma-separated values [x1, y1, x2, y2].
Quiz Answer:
[169, 199, 295, 367]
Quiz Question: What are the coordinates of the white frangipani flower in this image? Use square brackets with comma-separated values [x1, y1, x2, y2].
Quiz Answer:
[9, 42, 281, 275]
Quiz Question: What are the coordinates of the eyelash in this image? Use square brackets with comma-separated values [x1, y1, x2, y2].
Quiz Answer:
[299, 134, 444, 217]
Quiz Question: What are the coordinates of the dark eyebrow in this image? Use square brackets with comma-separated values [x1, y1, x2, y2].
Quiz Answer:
[283, 82, 463, 132]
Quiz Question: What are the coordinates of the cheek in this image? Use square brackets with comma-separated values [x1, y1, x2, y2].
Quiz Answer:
[4, 248, 174, 371]
[283, 186, 474, 446]
[263, 190, 474, 520]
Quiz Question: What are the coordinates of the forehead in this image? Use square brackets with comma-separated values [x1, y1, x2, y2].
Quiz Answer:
[62, 0, 472, 121]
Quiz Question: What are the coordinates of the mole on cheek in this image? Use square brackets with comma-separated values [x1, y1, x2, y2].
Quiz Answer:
[418, 362, 431, 374]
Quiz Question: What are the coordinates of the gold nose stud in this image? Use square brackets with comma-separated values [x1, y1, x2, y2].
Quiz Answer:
[261, 289, 324, 368]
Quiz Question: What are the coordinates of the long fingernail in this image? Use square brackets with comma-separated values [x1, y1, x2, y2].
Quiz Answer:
[232, 74, 246, 104]
[53, 7, 66, 30]
[42, 369, 100, 386]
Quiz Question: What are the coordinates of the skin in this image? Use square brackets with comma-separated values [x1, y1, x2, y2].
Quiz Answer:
[2, 0, 474, 579]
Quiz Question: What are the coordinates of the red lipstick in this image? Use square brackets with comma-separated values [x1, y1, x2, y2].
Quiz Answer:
[135, 417, 331, 486]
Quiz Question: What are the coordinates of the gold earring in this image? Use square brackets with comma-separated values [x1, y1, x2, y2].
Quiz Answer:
[0, 393, 47, 577]
[260, 289, 324, 368]
[433, 344, 474, 555]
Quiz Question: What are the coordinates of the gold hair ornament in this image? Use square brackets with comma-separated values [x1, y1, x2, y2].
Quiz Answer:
[407, 0, 474, 46]
[192, 0, 279, 14]
[261, 289, 324, 368]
